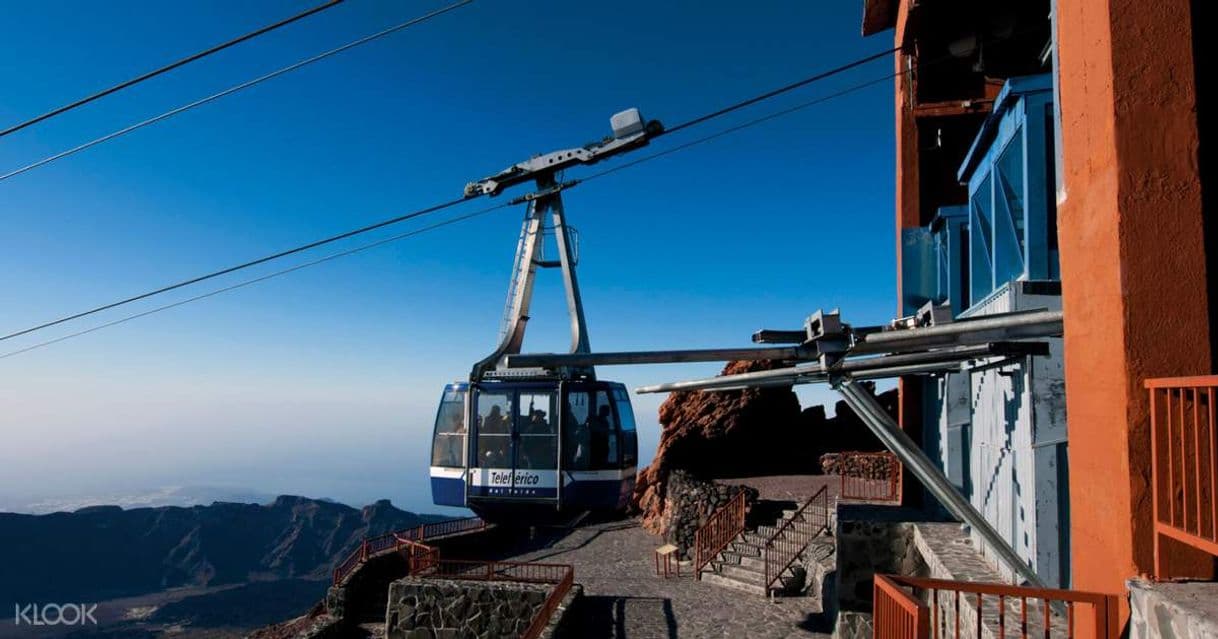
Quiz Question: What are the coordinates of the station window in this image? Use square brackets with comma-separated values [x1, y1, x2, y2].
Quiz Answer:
[431, 389, 466, 468]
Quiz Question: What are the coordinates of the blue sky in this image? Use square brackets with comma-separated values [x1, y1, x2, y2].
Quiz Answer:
[0, 1, 897, 514]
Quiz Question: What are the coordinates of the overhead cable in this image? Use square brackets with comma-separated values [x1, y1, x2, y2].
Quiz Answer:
[0, 0, 344, 140]
[1, 46, 907, 346]
[0, 196, 473, 343]
[0, 202, 511, 360]
[659, 46, 900, 136]
[0, 0, 473, 184]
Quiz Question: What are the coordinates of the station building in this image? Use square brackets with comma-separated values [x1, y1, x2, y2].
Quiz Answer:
[860, 0, 1215, 627]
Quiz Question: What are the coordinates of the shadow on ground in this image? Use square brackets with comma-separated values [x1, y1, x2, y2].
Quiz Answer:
[558, 595, 678, 639]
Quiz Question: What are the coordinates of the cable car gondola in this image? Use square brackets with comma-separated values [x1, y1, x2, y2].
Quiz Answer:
[429, 109, 661, 522]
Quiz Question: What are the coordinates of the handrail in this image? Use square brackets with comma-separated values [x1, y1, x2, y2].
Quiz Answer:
[874, 574, 1121, 639]
[522, 564, 575, 639]
[763, 485, 830, 592]
[694, 491, 748, 579]
[875, 574, 928, 639]
[331, 516, 485, 585]
[1147, 375, 1218, 578]
[395, 535, 441, 574]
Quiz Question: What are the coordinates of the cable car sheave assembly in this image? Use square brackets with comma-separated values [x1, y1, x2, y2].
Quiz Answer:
[430, 109, 662, 522]
[509, 303, 1064, 588]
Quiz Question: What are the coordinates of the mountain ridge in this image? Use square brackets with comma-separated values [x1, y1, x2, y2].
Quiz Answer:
[0, 495, 447, 614]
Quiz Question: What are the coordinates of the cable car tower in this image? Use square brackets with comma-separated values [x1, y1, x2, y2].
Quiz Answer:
[430, 109, 663, 522]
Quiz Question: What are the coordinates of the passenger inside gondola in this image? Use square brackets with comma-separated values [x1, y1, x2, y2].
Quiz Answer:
[482, 405, 508, 433]
[478, 402, 511, 467]
[518, 406, 556, 469]
[563, 394, 591, 469]
[588, 404, 611, 467]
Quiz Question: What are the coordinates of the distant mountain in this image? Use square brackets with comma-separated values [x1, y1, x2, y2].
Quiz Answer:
[0, 495, 446, 613]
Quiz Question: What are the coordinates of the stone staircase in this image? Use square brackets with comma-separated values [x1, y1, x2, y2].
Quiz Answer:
[699, 499, 836, 598]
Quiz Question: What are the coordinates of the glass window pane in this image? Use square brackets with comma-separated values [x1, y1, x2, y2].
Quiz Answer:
[591, 391, 619, 469]
[616, 397, 637, 431]
[431, 389, 466, 467]
[476, 391, 512, 468]
[517, 392, 557, 470]
[621, 431, 638, 466]
[618, 396, 638, 464]
[563, 391, 591, 470]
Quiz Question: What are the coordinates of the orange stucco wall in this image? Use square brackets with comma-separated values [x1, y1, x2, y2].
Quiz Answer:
[894, 47, 920, 442]
[1055, 0, 1210, 603]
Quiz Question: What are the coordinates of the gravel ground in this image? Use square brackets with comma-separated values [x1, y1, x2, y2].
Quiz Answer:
[501, 475, 838, 638]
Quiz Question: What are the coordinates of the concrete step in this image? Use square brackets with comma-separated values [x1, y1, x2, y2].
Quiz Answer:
[699, 569, 767, 596]
[743, 528, 819, 547]
[728, 539, 763, 557]
[717, 562, 764, 583]
[718, 551, 766, 572]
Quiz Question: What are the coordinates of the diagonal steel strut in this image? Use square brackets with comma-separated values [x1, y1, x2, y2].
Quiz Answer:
[833, 377, 1047, 589]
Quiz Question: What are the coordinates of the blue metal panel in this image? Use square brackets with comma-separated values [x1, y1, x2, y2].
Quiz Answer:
[969, 176, 995, 305]
[901, 227, 936, 316]
[431, 476, 466, 507]
[958, 74, 1058, 309]
[932, 206, 968, 317]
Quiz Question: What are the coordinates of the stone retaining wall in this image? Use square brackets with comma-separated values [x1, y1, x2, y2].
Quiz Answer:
[833, 516, 1069, 639]
[327, 526, 507, 623]
[834, 519, 926, 613]
[1128, 578, 1218, 639]
[384, 577, 560, 639]
[659, 470, 759, 560]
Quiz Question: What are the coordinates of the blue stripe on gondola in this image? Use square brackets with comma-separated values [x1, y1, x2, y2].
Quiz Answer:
[432, 474, 636, 510]
[468, 485, 558, 498]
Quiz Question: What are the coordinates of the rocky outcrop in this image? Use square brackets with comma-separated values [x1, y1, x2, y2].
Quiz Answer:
[631, 360, 897, 534]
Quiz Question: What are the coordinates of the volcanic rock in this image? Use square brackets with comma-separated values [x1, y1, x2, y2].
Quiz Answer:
[631, 360, 898, 535]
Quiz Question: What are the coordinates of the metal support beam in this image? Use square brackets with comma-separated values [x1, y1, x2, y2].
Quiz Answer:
[506, 345, 811, 368]
[852, 310, 1062, 354]
[834, 377, 1047, 588]
[632, 343, 1048, 393]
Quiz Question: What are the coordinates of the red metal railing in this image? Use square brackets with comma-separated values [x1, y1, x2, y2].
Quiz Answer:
[521, 563, 575, 639]
[875, 575, 929, 639]
[838, 451, 903, 503]
[414, 559, 573, 584]
[694, 490, 748, 579]
[397, 535, 441, 574]
[413, 559, 575, 639]
[331, 516, 485, 585]
[873, 575, 1121, 639]
[1148, 375, 1218, 578]
[764, 485, 830, 592]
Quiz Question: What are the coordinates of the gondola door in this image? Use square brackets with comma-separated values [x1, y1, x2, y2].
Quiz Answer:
[512, 389, 559, 499]
[470, 386, 559, 501]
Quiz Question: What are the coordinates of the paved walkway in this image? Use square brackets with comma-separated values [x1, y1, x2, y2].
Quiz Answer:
[503, 518, 832, 639]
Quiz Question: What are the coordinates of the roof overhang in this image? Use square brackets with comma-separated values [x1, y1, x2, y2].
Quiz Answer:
[862, 0, 898, 36]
